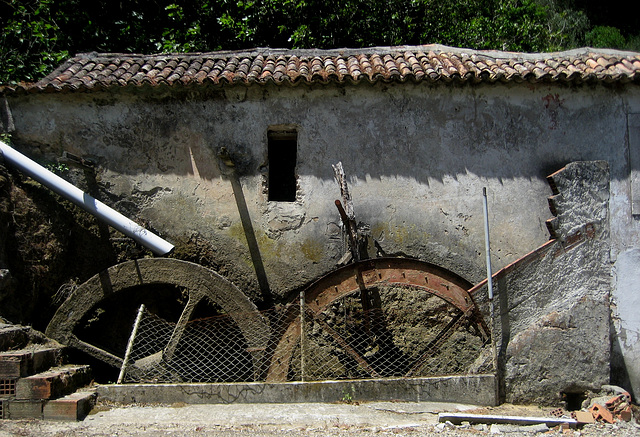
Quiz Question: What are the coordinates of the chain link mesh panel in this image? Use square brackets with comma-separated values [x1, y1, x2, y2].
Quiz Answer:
[121, 310, 258, 383]
[121, 285, 493, 383]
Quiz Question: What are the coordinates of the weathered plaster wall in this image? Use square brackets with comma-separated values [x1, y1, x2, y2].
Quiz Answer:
[0, 164, 11, 296]
[5, 82, 630, 290]
[472, 161, 611, 404]
[4, 80, 640, 400]
[612, 249, 640, 399]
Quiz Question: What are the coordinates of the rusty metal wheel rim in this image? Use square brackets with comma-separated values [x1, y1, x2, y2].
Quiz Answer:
[265, 257, 488, 382]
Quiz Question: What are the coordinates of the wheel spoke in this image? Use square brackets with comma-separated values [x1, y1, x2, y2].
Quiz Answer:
[405, 311, 465, 377]
[305, 308, 380, 378]
[266, 258, 486, 382]
[46, 259, 269, 382]
[163, 291, 204, 362]
[68, 334, 124, 369]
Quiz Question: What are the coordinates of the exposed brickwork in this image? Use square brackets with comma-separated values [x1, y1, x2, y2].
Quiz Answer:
[5, 399, 44, 420]
[0, 378, 15, 396]
[43, 390, 97, 421]
[0, 348, 62, 378]
[1, 324, 94, 421]
[15, 365, 91, 400]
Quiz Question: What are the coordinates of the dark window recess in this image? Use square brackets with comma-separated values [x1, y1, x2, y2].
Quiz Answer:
[268, 130, 297, 201]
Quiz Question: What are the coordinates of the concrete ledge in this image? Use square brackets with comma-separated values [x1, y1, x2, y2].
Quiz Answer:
[97, 374, 497, 406]
[439, 412, 578, 428]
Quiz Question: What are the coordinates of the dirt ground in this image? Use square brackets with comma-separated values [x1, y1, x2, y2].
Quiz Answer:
[1, 401, 639, 437]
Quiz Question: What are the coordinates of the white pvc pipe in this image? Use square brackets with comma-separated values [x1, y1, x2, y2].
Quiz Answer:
[0, 140, 174, 256]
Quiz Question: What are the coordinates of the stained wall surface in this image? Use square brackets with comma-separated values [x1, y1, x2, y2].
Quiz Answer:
[4, 79, 640, 400]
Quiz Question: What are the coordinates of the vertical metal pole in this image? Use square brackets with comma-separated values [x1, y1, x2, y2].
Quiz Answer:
[118, 304, 145, 384]
[482, 187, 494, 300]
[300, 291, 305, 382]
[483, 188, 499, 400]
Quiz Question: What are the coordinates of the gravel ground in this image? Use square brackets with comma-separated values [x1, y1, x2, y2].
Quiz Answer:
[1, 401, 639, 436]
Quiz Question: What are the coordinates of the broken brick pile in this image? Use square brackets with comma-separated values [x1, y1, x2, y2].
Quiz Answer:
[552, 390, 636, 426]
[0, 323, 96, 421]
[582, 392, 634, 424]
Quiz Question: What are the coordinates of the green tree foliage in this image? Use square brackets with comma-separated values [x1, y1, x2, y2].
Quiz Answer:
[0, 0, 69, 84]
[534, 0, 590, 50]
[411, 0, 550, 52]
[585, 26, 626, 50]
[1, 0, 639, 85]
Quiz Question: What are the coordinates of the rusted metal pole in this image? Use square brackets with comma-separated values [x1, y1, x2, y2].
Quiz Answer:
[118, 304, 145, 384]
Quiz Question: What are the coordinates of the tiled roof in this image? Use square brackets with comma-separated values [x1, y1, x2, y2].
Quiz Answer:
[7, 44, 640, 93]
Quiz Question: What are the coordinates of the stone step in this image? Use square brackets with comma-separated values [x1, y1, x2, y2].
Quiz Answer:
[0, 324, 32, 352]
[1, 388, 97, 421]
[3, 399, 44, 420]
[0, 323, 60, 353]
[43, 389, 97, 421]
[0, 346, 63, 378]
[15, 365, 92, 400]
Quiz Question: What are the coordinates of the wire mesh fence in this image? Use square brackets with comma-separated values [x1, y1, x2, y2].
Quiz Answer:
[120, 286, 493, 384]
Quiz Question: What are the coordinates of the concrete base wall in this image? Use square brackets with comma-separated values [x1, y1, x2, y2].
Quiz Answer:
[96, 375, 497, 406]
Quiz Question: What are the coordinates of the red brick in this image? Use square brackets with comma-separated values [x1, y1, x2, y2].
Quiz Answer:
[0, 347, 61, 378]
[16, 365, 91, 400]
[590, 403, 614, 424]
[619, 405, 633, 422]
[573, 410, 595, 424]
[6, 399, 44, 419]
[0, 356, 21, 378]
[43, 390, 97, 421]
[0, 378, 16, 396]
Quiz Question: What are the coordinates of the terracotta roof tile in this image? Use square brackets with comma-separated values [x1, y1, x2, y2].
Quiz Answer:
[5, 44, 640, 93]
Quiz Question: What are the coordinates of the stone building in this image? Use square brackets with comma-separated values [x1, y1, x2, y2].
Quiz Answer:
[1, 44, 639, 404]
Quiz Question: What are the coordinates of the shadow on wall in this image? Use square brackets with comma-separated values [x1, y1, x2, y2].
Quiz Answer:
[3, 84, 630, 185]
[611, 328, 634, 400]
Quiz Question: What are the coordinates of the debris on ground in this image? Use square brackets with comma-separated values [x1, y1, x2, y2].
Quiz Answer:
[577, 384, 636, 424]
[1, 400, 640, 436]
[435, 390, 640, 436]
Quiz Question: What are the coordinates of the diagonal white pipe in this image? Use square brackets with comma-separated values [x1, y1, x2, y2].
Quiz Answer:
[0, 140, 174, 256]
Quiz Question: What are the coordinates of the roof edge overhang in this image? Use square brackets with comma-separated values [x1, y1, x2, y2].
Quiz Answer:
[2, 44, 640, 95]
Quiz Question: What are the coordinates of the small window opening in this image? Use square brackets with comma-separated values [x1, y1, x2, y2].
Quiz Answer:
[268, 129, 297, 201]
